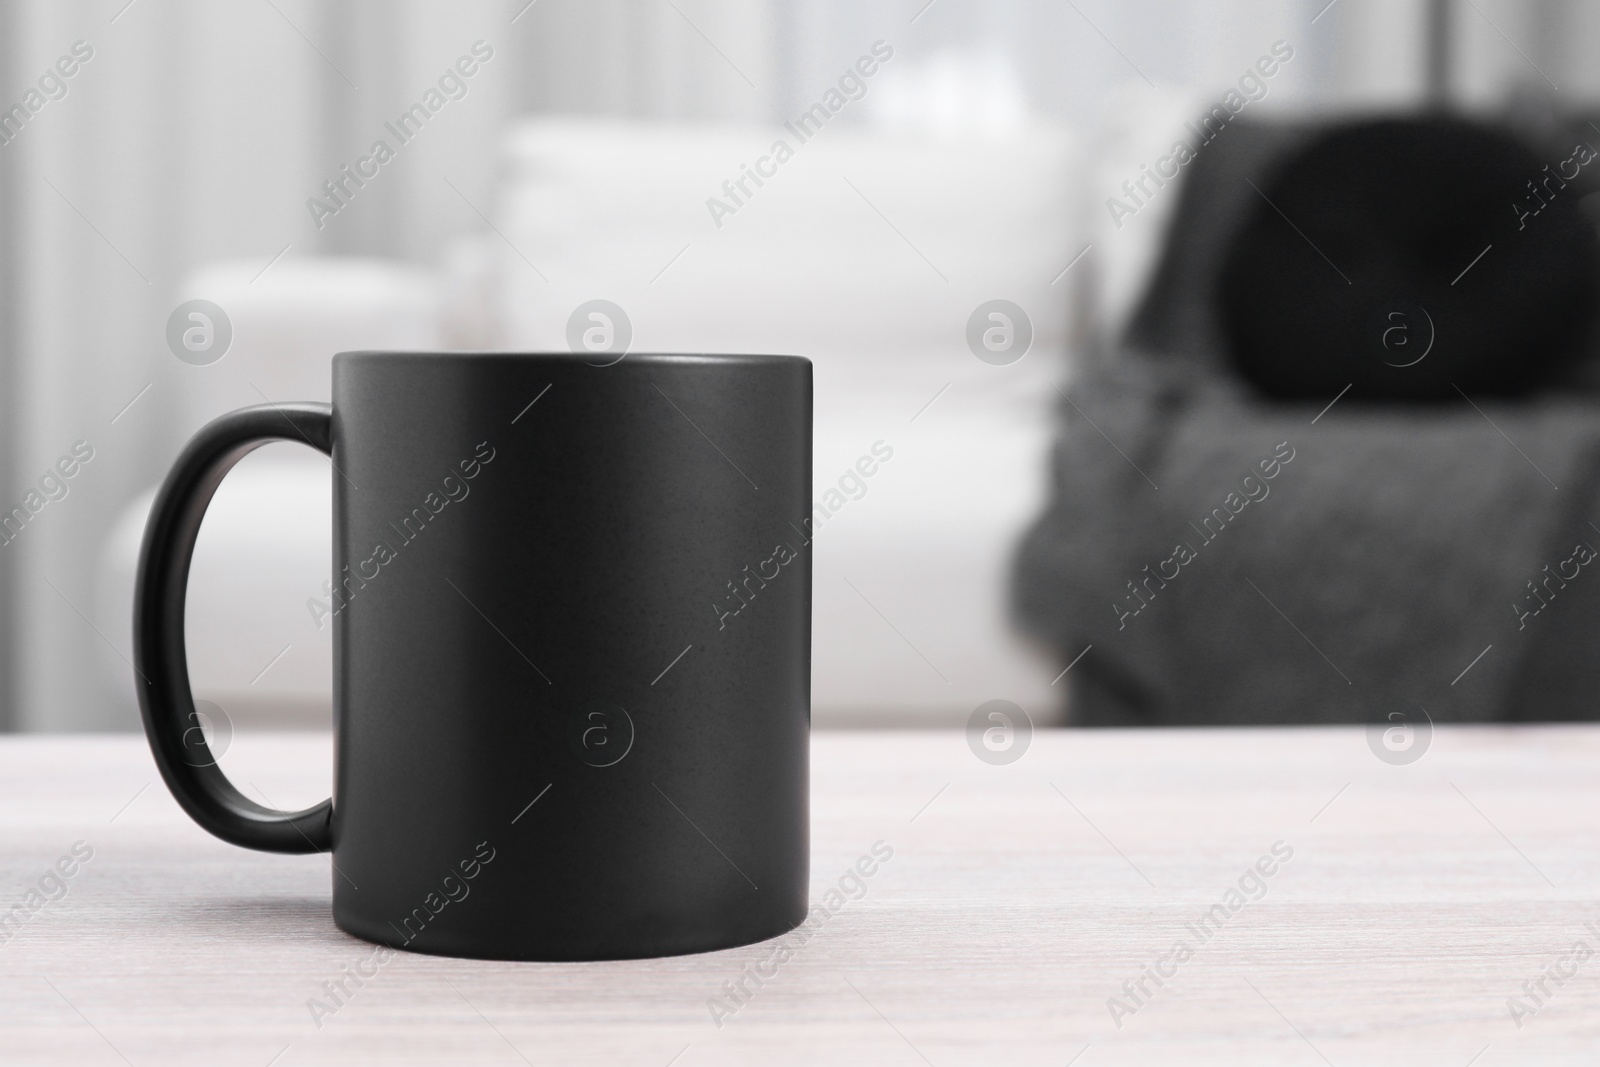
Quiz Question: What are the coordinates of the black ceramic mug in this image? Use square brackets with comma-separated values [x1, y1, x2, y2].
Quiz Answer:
[133, 352, 812, 960]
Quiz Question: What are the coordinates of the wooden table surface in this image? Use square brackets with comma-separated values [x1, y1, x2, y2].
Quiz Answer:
[2, 726, 1599, 1065]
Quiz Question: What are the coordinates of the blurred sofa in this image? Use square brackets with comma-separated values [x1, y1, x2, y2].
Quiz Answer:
[96, 117, 1080, 729]
[1015, 101, 1600, 725]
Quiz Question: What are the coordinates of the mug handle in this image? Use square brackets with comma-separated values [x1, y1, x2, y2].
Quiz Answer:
[133, 402, 334, 853]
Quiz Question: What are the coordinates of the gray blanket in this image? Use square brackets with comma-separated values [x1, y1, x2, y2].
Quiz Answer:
[1014, 120, 1600, 725]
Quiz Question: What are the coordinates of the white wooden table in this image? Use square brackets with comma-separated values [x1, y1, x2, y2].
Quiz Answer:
[2, 727, 1598, 1065]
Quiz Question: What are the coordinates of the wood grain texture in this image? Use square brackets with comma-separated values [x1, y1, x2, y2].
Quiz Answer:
[1, 727, 1598, 1065]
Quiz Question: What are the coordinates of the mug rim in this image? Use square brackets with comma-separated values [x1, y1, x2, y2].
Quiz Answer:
[335, 351, 809, 366]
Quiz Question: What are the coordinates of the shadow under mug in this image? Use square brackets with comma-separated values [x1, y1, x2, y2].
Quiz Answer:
[133, 352, 812, 961]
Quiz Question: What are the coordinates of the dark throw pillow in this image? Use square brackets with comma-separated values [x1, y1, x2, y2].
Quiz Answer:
[1218, 116, 1600, 401]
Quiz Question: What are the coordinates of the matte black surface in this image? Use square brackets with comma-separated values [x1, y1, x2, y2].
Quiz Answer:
[134, 403, 335, 852]
[136, 352, 812, 961]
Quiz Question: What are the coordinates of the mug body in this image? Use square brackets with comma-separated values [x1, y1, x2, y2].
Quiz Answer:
[327, 352, 811, 960]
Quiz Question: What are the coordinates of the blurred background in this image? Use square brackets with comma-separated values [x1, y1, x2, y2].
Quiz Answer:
[1, 0, 1596, 734]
